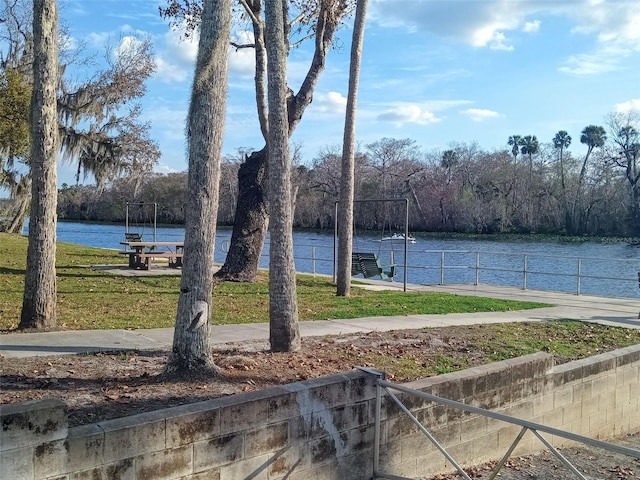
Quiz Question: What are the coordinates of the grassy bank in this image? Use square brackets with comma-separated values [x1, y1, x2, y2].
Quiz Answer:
[0, 232, 548, 330]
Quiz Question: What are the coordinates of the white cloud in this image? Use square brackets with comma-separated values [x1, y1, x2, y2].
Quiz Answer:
[616, 98, 640, 114]
[154, 25, 198, 83]
[154, 164, 181, 175]
[523, 20, 541, 33]
[114, 35, 143, 59]
[559, 0, 640, 75]
[85, 31, 112, 48]
[483, 31, 514, 51]
[369, 0, 521, 50]
[558, 51, 620, 75]
[154, 27, 256, 82]
[229, 30, 256, 77]
[462, 108, 500, 122]
[369, 0, 639, 71]
[377, 104, 441, 126]
[313, 92, 348, 114]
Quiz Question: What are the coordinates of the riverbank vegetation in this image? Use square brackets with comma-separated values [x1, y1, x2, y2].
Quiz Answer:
[56, 119, 640, 238]
[0, 233, 546, 331]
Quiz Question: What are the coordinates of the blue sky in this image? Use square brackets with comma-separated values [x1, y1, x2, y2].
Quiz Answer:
[53, 0, 640, 185]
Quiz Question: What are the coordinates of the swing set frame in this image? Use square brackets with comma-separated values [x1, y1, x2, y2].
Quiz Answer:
[125, 202, 158, 242]
[333, 198, 409, 292]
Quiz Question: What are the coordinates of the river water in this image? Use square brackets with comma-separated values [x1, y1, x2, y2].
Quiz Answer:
[24, 221, 640, 299]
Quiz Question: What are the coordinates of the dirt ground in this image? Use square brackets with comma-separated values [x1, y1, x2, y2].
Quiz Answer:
[1, 326, 639, 479]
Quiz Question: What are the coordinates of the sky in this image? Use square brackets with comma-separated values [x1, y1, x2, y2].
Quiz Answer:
[44, 0, 640, 185]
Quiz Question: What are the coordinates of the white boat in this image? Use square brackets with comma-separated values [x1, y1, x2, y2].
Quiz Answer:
[381, 233, 416, 243]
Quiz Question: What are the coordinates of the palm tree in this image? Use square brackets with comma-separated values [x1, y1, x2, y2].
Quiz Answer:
[265, 0, 301, 352]
[553, 130, 572, 231]
[520, 135, 539, 179]
[441, 149, 460, 170]
[553, 130, 572, 179]
[337, 0, 368, 297]
[166, 0, 232, 373]
[507, 135, 522, 161]
[570, 125, 606, 233]
[19, 0, 58, 330]
[578, 125, 606, 190]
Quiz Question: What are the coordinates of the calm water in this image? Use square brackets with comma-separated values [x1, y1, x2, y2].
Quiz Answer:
[23, 221, 640, 299]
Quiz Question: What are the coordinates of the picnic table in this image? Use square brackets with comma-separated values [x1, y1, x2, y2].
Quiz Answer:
[120, 241, 184, 270]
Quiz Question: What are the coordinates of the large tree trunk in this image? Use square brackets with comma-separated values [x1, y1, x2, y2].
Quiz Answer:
[214, 147, 268, 282]
[19, 0, 58, 331]
[215, 0, 344, 283]
[265, 0, 300, 352]
[167, 0, 231, 373]
[337, 0, 368, 297]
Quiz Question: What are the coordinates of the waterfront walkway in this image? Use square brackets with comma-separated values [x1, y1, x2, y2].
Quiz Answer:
[1, 281, 638, 359]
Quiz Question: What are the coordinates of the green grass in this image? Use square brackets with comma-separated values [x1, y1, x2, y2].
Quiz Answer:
[464, 321, 630, 362]
[0, 232, 548, 331]
[307, 320, 640, 381]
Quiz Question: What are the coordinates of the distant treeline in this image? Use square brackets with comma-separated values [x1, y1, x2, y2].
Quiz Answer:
[57, 137, 638, 237]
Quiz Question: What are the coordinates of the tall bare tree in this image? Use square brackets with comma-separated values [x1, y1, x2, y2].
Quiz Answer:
[166, 0, 232, 373]
[265, 0, 300, 352]
[161, 0, 352, 282]
[336, 0, 367, 297]
[605, 112, 640, 234]
[19, 0, 58, 330]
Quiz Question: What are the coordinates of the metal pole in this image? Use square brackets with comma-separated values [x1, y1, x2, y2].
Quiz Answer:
[312, 246, 316, 275]
[125, 202, 129, 234]
[333, 202, 338, 284]
[475, 252, 480, 285]
[577, 258, 582, 295]
[523, 254, 528, 290]
[403, 198, 408, 292]
[153, 202, 157, 242]
[441, 251, 445, 285]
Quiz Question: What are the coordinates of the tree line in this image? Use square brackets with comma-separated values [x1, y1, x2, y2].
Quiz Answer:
[59, 119, 640, 238]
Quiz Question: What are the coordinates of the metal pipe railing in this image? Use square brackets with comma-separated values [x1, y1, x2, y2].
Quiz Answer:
[357, 367, 640, 480]
[414, 249, 636, 296]
[217, 240, 638, 298]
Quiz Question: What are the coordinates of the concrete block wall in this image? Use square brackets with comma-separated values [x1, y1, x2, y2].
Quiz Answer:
[377, 345, 640, 479]
[1, 372, 378, 480]
[2, 345, 639, 480]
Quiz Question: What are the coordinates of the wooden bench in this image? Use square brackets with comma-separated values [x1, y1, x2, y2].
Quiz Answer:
[119, 251, 183, 270]
[351, 252, 396, 280]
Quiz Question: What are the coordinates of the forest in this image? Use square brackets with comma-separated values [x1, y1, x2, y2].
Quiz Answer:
[57, 123, 640, 238]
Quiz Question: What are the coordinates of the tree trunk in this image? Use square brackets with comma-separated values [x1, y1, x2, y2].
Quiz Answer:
[19, 0, 58, 331]
[337, 0, 368, 297]
[166, 0, 231, 373]
[215, 0, 344, 283]
[265, 0, 300, 353]
[7, 193, 29, 234]
[213, 147, 268, 282]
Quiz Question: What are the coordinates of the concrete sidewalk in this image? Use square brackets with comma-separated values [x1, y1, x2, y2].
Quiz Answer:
[1, 282, 638, 359]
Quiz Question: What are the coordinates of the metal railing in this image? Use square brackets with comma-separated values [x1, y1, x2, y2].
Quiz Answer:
[357, 367, 640, 480]
[414, 250, 636, 296]
[217, 241, 639, 298]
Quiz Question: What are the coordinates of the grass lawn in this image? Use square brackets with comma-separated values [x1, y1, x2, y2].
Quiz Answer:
[0, 232, 549, 330]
